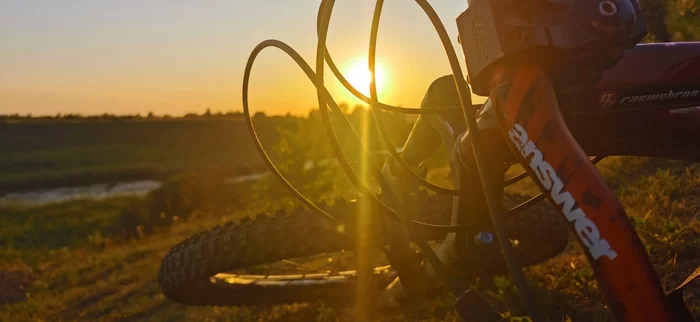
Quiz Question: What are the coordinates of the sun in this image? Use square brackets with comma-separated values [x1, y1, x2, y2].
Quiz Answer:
[343, 58, 389, 98]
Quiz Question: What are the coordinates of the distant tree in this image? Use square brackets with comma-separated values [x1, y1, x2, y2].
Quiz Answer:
[350, 105, 367, 118]
[307, 108, 319, 120]
[147, 111, 155, 118]
[639, 0, 671, 42]
[664, 0, 700, 41]
[253, 111, 267, 120]
[204, 108, 212, 117]
[64, 114, 80, 120]
[353, 104, 366, 112]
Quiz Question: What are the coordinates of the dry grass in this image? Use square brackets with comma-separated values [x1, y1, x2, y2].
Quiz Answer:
[0, 156, 698, 321]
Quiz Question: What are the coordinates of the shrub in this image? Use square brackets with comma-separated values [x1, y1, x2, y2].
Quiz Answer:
[148, 172, 241, 221]
[112, 171, 244, 239]
[114, 201, 150, 239]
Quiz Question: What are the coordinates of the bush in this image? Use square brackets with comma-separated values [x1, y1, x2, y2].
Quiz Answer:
[148, 172, 241, 220]
[114, 202, 150, 239]
[113, 171, 244, 239]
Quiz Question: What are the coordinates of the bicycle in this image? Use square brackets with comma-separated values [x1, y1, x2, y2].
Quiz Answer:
[158, 0, 700, 320]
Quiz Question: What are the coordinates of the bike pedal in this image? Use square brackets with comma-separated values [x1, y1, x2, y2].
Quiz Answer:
[454, 288, 503, 322]
[666, 265, 700, 322]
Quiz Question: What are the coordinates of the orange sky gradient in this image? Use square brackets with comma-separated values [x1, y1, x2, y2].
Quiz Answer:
[1, 1, 486, 117]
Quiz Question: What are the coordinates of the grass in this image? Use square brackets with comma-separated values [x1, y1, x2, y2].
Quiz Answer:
[0, 156, 697, 321]
[0, 199, 361, 321]
[0, 112, 413, 196]
[0, 117, 295, 194]
[0, 197, 141, 252]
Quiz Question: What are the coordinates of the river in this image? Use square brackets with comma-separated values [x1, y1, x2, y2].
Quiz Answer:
[0, 172, 271, 206]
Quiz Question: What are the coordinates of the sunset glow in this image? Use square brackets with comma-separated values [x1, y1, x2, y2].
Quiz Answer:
[342, 58, 389, 99]
[1, 1, 472, 116]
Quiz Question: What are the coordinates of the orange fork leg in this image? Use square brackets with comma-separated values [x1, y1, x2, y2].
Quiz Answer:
[487, 65, 673, 322]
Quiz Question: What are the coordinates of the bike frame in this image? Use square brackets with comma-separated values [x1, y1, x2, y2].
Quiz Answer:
[568, 42, 700, 162]
[481, 42, 700, 321]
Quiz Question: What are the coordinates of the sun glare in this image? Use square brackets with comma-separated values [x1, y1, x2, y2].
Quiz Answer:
[343, 58, 389, 98]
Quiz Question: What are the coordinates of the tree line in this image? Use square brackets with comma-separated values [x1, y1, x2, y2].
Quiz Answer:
[0, 108, 247, 122]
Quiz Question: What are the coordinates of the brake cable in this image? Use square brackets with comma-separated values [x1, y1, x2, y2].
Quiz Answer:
[315, 1, 457, 294]
[242, 8, 463, 234]
[318, 25, 459, 113]
[242, 40, 355, 237]
[504, 156, 605, 216]
[364, 0, 462, 295]
[412, 0, 544, 319]
[315, 5, 459, 197]
[325, 51, 461, 115]
[243, 1, 550, 315]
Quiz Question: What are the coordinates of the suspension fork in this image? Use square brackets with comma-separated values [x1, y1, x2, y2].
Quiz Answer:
[453, 102, 512, 264]
[486, 65, 673, 321]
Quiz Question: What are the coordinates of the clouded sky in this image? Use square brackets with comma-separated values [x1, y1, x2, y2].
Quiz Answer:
[1, 1, 480, 116]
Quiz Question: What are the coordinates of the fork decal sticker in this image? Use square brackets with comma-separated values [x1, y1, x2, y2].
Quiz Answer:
[490, 65, 674, 321]
[508, 123, 618, 260]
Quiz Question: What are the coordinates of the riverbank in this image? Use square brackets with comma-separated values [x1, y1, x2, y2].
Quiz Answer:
[0, 112, 415, 196]
[0, 170, 272, 206]
[0, 180, 161, 206]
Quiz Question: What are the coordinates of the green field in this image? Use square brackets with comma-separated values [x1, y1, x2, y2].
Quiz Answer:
[1, 129, 698, 321]
[0, 117, 293, 194]
[0, 111, 414, 196]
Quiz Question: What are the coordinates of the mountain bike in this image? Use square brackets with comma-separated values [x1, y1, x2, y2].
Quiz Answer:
[158, 0, 700, 320]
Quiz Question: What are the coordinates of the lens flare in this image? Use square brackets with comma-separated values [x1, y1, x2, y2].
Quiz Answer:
[344, 58, 389, 98]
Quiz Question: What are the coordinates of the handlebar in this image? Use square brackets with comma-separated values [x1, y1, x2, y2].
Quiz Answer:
[458, 0, 647, 95]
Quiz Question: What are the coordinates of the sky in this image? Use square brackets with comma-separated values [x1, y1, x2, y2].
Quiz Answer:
[1, 1, 483, 116]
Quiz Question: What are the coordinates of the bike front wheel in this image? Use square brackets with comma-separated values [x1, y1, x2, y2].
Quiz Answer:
[158, 192, 568, 306]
